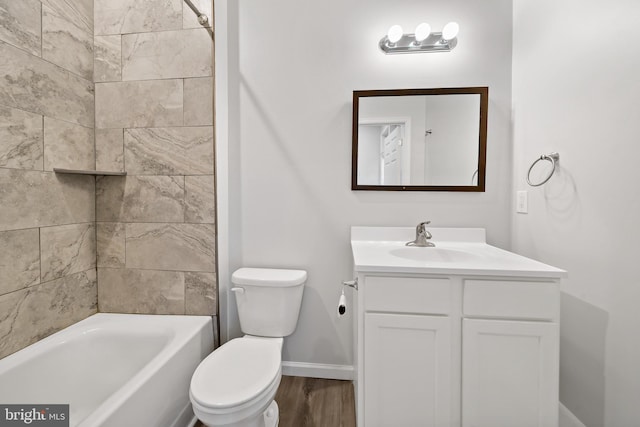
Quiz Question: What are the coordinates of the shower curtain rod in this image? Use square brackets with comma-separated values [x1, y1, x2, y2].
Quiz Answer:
[183, 0, 209, 26]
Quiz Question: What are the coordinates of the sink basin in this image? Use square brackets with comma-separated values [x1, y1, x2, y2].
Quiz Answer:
[389, 247, 478, 263]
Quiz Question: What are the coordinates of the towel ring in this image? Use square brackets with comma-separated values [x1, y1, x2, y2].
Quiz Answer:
[527, 152, 559, 187]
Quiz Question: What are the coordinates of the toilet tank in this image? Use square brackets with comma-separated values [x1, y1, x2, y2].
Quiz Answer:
[232, 268, 306, 337]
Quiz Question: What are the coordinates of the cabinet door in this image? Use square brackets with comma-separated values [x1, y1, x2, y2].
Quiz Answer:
[462, 319, 559, 427]
[364, 313, 451, 427]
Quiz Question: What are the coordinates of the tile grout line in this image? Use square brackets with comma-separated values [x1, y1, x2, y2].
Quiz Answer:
[94, 24, 99, 289]
[39, 0, 43, 58]
[38, 226, 43, 286]
[41, 113, 45, 171]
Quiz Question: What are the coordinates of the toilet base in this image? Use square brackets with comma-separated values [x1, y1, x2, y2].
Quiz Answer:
[198, 400, 279, 427]
[263, 401, 279, 427]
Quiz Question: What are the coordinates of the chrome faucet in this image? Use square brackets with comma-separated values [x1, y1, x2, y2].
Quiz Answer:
[406, 221, 435, 247]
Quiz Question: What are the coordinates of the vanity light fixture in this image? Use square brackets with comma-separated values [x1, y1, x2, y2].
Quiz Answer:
[379, 21, 459, 54]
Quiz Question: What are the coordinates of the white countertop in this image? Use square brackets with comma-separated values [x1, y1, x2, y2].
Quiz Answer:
[351, 227, 567, 279]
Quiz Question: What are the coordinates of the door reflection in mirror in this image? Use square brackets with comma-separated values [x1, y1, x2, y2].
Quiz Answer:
[358, 122, 407, 186]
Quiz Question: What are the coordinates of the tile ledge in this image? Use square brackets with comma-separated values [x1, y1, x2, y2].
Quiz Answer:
[53, 168, 126, 176]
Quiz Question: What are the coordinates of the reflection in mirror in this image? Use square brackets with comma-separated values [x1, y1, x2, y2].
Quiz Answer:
[352, 87, 488, 191]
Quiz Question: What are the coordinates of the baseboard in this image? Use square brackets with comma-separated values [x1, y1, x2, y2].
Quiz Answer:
[559, 402, 586, 427]
[185, 416, 198, 427]
[281, 361, 354, 380]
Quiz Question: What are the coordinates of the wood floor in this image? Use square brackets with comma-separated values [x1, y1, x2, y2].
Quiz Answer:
[276, 376, 356, 427]
[195, 376, 356, 427]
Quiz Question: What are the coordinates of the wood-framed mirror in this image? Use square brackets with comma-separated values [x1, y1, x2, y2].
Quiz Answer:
[352, 87, 488, 191]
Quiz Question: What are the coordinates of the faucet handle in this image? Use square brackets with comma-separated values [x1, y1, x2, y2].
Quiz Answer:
[417, 221, 432, 239]
[417, 221, 431, 232]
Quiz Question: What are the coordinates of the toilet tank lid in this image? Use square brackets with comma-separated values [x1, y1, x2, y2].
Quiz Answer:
[232, 268, 307, 287]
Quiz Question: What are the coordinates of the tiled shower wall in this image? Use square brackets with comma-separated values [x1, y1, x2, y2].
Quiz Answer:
[93, 0, 217, 316]
[0, 0, 216, 359]
[0, 0, 97, 358]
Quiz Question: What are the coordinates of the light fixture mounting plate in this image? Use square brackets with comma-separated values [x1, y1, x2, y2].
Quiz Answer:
[379, 32, 457, 54]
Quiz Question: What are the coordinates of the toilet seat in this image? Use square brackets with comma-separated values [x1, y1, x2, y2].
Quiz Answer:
[190, 371, 281, 425]
[190, 337, 282, 410]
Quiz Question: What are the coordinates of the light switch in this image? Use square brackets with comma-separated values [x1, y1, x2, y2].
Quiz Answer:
[517, 191, 528, 214]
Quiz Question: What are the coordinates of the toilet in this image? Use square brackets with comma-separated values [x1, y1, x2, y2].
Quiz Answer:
[189, 267, 307, 427]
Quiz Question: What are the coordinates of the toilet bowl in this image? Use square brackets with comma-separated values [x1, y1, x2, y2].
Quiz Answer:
[190, 336, 283, 427]
[189, 268, 306, 427]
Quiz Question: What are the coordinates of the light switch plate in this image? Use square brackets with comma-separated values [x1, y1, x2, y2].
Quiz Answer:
[517, 191, 528, 214]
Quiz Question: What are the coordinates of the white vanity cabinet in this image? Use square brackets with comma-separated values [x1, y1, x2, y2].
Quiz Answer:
[350, 227, 566, 427]
[355, 274, 560, 427]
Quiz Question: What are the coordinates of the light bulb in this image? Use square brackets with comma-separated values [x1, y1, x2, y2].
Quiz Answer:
[442, 22, 459, 40]
[387, 25, 403, 44]
[414, 23, 431, 43]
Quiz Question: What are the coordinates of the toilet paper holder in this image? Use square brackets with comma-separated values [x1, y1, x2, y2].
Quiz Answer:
[342, 278, 358, 291]
[337, 278, 358, 316]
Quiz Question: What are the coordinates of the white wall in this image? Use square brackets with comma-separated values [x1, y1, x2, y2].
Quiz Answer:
[512, 0, 640, 425]
[425, 95, 480, 185]
[220, 0, 513, 369]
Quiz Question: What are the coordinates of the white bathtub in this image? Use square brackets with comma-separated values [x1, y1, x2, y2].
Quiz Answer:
[0, 313, 214, 427]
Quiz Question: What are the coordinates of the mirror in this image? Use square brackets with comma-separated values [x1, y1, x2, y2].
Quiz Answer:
[352, 87, 488, 191]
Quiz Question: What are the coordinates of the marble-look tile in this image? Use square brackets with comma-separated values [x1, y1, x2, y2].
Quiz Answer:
[0, 106, 43, 170]
[94, 35, 121, 83]
[184, 77, 213, 126]
[0, 169, 95, 232]
[41, 0, 93, 35]
[168, 28, 212, 78]
[121, 31, 180, 81]
[95, 128, 124, 171]
[183, 0, 212, 29]
[98, 268, 184, 315]
[40, 223, 96, 282]
[97, 222, 125, 268]
[43, 117, 94, 171]
[94, 0, 181, 36]
[96, 175, 184, 222]
[0, 42, 94, 128]
[0, 229, 40, 295]
[185, 272, 216, 315]
[185, 175, 215, 223]
[42, 5, 94, 81]
[0, 0, 42, 56]
[95, 80, 183, 129]
[121, 29, 212, 81]
[125, 127, 214, 175]
[0, 269, 97, 359]
[126, 223, 215, 272]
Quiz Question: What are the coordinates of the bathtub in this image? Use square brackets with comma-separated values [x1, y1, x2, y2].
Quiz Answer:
[0, 313, 214, 427]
